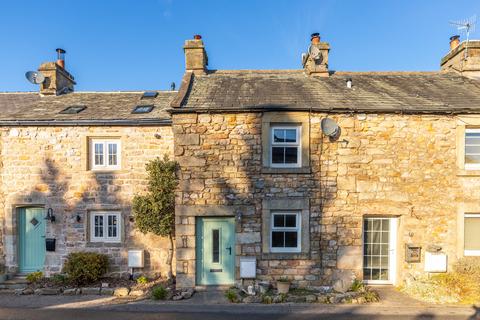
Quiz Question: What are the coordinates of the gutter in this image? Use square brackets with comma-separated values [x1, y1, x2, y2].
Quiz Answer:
[168, 106, 472, 115]
[0, 118, 172, 127]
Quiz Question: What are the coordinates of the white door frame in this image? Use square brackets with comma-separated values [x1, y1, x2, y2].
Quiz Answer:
[363, 217, 398, 285]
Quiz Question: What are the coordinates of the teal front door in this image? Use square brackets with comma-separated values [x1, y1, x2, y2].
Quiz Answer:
[196, 217, 235, 285]
[18, 207, 46, 273]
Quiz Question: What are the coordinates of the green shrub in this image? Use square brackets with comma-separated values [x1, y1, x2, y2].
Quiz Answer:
[151, 285, 168, 300]
[137, 275, 148, 285]
[225, 288, 240, 303]
[350, 279, 364, 292]
[51, 273, 68, 285]
[62, 252, 109, 285]
[261, 294, 273, 304]
[26, 271, 43, 283]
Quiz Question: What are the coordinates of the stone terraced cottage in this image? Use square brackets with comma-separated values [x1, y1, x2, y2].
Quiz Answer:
[2, 34, 480, 290]
[0, 58, 176, 277]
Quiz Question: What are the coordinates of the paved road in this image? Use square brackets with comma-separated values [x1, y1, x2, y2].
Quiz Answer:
[0, 292, 477, 320]
[0, 306, 477, 320]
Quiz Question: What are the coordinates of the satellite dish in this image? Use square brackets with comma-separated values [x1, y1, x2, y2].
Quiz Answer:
[321, 118, 340, 137]
[25, 71, 45, 84]
[308, 45, 322, 61]
[301, 53, 308, 67]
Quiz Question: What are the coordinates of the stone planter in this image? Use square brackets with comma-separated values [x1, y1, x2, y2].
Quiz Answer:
[276, 281, 290, 294]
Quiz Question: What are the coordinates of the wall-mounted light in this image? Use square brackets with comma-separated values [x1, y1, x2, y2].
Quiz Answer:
[76, 214, 81, 223]
[45, 208, 56, 223]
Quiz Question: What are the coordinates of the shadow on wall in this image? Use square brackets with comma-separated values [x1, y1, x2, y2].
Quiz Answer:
[178, 111, 339, 284]
[7, 156, 169, 277]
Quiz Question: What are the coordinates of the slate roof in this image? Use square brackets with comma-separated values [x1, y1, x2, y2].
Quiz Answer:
[0, 91, 176, 125]
[173, 70, 480, 114]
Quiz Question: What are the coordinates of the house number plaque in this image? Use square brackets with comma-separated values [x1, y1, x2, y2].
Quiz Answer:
[405, 244, 421, 263]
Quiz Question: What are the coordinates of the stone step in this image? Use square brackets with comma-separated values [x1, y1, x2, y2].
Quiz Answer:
[0, 276, 29, 290]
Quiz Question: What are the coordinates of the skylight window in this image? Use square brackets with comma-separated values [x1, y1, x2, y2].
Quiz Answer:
[59, 105, 87, 114]
[141, 91, 158, 99]
[132, 105, 154, 114]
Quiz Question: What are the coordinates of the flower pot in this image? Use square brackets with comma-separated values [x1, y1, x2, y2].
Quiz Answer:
[276, 281, 290, 294]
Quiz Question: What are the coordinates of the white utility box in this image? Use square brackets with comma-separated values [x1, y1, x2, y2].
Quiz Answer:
[128, 250, 144, 268]
[424, 251, 447, 273]
[240, 257, 256, 278]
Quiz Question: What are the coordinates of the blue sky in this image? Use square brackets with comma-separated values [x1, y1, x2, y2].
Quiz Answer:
[1, 0, 480, 92]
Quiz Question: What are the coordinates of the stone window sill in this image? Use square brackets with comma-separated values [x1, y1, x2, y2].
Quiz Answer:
[261, 252, 310, 260]
[261, 167, 311, 174]
[86, 242, 122, 248]
[457, 169, 480, 177]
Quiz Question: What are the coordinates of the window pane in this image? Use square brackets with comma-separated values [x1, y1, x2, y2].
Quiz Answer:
[94, 143, 104, 165]
[272, 231, 284, 247]
[285, 129, 297, 143]
[284, 232, 298, 247]
[363, 268, 372, 280]
[272, 147, 285, 163]
[466, 137, 480, 145]
[372, 219, 381, 231]
[381, 231, 389, 243]
[108, 143, 118, 166]
[466, 154, 480, 164]
[466, 146, 480, 154]
[285, 214, 296, 227]
[273, 129, 285, 143]
[465, 217, 480, 250]
[108, 215, 117, 238]
[212, 229, 220, 263]
[273, 215, 284, 228]
[382, 219, 390, 231]
[284, 147, 298, 164]
[94, 215, 103, 237]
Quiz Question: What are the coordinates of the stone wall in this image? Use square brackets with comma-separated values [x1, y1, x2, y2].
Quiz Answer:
[173, 111, 470, 288]
[0, 125, 174, 277]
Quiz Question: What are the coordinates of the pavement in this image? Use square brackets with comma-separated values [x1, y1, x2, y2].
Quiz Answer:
[0, 287, 478, 320]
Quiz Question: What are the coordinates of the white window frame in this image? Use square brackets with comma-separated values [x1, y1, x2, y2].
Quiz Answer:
[465, 128, 480, 170]
[270, 126, 302, 168]
[464, 213, 480, 256]
[90, 211, 121, 243]
[90, 139, 121, 171]
[270, 211, 301, 253]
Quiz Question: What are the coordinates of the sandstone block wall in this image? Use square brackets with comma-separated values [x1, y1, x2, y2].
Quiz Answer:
[174, 111, 471, 287]
[0, 126, 174, 277]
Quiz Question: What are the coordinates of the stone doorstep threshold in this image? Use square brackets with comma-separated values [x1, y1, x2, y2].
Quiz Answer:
[194, 285, 232, 292]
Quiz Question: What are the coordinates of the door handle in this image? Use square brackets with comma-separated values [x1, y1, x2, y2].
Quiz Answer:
[226, 246, 232, 255]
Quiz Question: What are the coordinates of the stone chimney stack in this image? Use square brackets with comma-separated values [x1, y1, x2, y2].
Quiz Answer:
[184, 35, 208, 75]
[38, 48, 76, 95]
[303, 33, 330, 77]
[441, 36, 480, 79]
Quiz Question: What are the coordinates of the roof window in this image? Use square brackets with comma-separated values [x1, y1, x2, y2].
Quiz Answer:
[59, 105, 87, 114]
[132, 105, 155, 114]
[141, 91, 158, 99]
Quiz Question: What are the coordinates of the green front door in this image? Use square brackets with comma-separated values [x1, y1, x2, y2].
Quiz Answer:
[196, 217, 235, 285]
[18, 207, 46, 273]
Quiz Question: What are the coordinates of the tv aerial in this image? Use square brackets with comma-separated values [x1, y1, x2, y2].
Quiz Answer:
[321, 118, 340, 138]
[25, 71, 45, 84]
[449, 15, 477, 58]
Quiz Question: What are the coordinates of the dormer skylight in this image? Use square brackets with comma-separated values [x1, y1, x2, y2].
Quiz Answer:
[132, 105, 154, 114]
[141, 91, 158, 99]
[59, 105, 87, 114]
